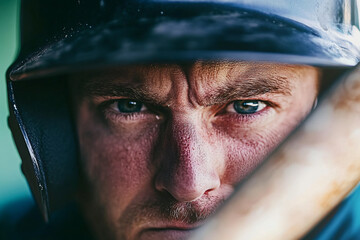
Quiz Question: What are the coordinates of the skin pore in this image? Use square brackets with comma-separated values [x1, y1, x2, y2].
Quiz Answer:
[69, 61, 319, 240]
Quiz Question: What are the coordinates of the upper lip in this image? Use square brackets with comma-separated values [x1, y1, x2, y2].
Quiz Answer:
[139, 221, 204, 232]
[146, 226, 199, 231]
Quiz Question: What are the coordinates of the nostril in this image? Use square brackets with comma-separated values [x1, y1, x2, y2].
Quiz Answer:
[204, 189, 212, 195]
[155, 172, 221, 202]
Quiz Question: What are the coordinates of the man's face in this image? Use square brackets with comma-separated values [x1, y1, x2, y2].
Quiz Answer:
[70, 61, 319, 240]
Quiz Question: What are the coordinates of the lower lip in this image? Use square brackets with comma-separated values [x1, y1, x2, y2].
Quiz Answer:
[139, 228, 196, 240]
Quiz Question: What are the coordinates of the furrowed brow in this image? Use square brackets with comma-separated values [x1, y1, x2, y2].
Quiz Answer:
[81, 82, 167, 105]
[201, 76, 292, 106]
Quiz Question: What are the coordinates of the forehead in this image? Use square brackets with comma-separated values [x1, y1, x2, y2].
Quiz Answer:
[70, 61, 319, 104]
[74, 61, 314, 84]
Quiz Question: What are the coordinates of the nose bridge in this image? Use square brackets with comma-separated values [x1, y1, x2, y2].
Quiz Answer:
[155, 116, 220, 202]
[172, 121, 204, 175]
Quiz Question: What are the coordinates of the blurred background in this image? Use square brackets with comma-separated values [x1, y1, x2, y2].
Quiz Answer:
[0, 0, 32, 213]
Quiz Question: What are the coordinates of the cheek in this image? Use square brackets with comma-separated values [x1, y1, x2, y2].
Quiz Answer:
[214, 111, 307, 184]
[77, 105, 161, 214]
[219, 129, 280, 184]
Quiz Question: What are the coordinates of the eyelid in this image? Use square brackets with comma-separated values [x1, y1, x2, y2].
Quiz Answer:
[99, 98, 165, 123]
[109, 99, 148, 113]
[225, 100, 267, 114]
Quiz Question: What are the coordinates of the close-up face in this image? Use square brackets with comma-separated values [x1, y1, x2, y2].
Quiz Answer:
[69, 61, 319, 240]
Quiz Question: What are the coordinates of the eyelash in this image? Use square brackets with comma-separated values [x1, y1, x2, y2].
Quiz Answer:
[106, 110, 146, 121]
[99, 100, 150, 122]
[224, 108, 268, 121]
[219, 100, 271, 121]
[100, 99, 273, 123]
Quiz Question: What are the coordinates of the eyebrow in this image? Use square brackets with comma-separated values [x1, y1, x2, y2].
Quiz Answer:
[80, 74, 292, 106]
[81, 81, 169, 105]
[200, 76, 292, 106]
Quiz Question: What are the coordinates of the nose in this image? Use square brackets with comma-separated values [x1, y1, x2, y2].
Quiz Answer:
[155, 120, 221, 202]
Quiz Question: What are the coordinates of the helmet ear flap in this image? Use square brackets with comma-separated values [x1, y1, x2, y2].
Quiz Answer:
[7, 107, 49, 221]
[7, 77, 79, 221]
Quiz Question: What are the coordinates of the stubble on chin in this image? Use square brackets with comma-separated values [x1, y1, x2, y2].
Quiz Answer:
[116, 193, 226, 240]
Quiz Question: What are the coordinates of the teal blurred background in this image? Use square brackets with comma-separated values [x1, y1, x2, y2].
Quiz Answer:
[0, 0, 32, 212]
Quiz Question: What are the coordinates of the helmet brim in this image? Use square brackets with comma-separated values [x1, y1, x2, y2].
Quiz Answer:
[8, 3, 359, 81]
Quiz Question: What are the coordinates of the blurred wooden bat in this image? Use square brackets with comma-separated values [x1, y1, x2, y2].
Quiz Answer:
[190, 65, 360, 240]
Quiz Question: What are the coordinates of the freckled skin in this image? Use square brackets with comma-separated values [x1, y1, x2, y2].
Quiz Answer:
[69, 62, 319, 240]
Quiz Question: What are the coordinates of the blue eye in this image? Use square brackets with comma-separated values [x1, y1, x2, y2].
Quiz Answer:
[115, 99, 144, 113]
[228, 100, 266, 114]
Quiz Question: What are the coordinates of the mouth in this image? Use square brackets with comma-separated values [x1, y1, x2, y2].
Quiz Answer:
[139, 228, 197, 240]
[138, 224, 203, 240]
